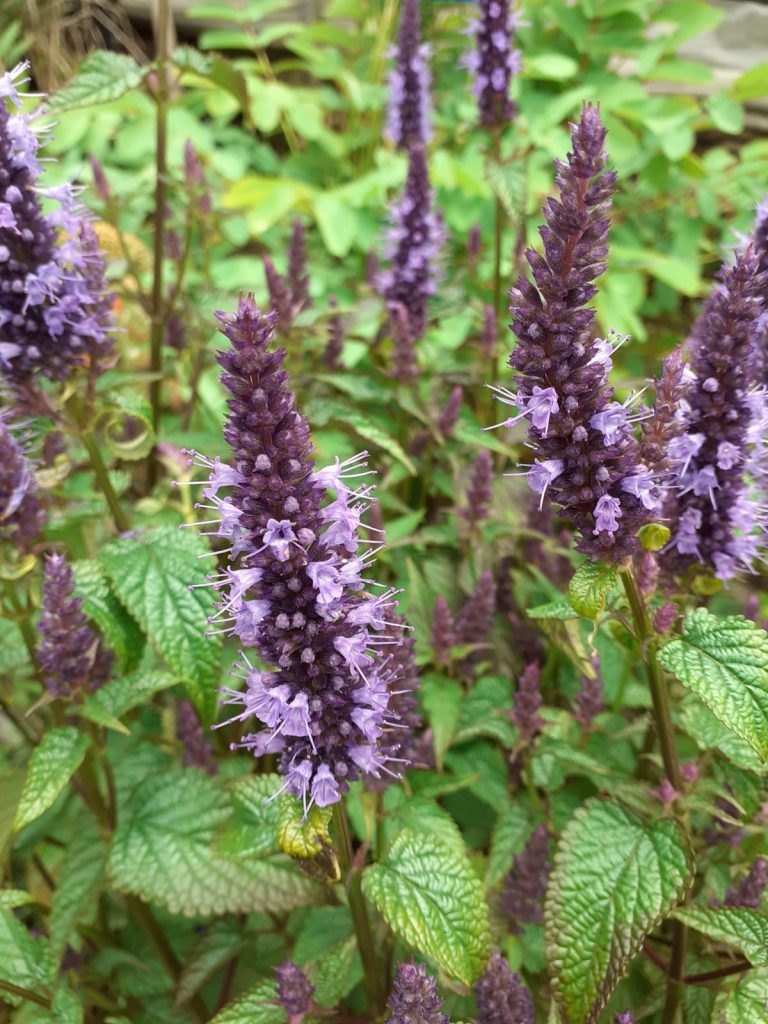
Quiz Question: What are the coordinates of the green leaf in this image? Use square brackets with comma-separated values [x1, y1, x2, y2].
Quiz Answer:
[526, 53, 579, 81]
[72, 560, 144, 673]
[715, 968, 768, 1024]
[101, 527, 220, 721]
[14, 728, 90, 832]
[107, 768, 323, 916]
[176, 920, 244, 1008]
[637, 523, 670, 552]
[0, 909, 53, 991]
[306, 399, 416, 476]
[215, 775, 283, 860]
[210, 979, 286, 1024]
[568, 561, 617, 619]
[311, 935, 361, 1007]
[420, 674, 462, 770]
[672, 906, 768, 966]
[99, 393, 156, 461]
[385, 797, 464, 856]
[82, 670, 179, 732]
[679, 696, 766, 774]
[658, 611, 768, 761]
[362, 829, 490, 985]
[732, 63, 768, 102]
[313, 192, 359, 257]
[486, 805, 534, 889]
[454, 676, 515, 748]
[49, 820, 105, 962]
[545, 799, 693, 1023]
[527, 600, 580, 621]
[0, 890, 34, 910]
[48, 51, 145, 112]
[277, 798, 333, 859]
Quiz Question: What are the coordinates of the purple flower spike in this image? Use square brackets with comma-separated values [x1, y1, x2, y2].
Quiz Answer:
[0, 411, 45, 550]
[461, 449, 493, 525]
[573, 656, 603, 727]
[467, 223, 482, 268]
[177, 699, 217, 775]
[367, 616, 422, 791]
[379, 144, 444, 341]
[391, 302, 419, 382]
[464, 0, 521, 127]
[500, 824, 551, 933]
[430, 595, 455, 665]
[614, 1014, 635, 1024]
[665, 246, 766, 580]
[38, 553, 113, 697]
[725, 857, 767, 909]
[496, 105, 656, 560]
[640, 348, 690, 475]
[288, 218, 311, 313]
[0, 63, 114, 382]
[387, 962, 448, 1024]
[475, 949, 534, 1024]
[183, 296, 410, 811]
[753, 199, 768, 383]
[263, 255, 293, 335]
[454, 569, 496, 671]
[183, 140, 211, 215]
[512, 662, 543, 743]
[386, 0, 432, 150]
[438, 385, 463, 438]
[323, 295, 344, 370]
[275, 961, 314, 1021]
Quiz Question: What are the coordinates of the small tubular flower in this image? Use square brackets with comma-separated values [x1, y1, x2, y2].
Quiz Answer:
[0, 63, 114, 382]
[463, 0, 521, 127]
[494, 105, 657, 560]
[386, 962, 448, 1024]
[386, 0, 431, 150]
[379, 144, 444, 341]
[475, 950, 534, 1024]
[183, 296, 410, 811]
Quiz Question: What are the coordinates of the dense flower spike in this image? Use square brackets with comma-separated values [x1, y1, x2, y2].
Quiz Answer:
[640, 348, 689, 475]
[390, 302, 419, 382]
[497, 105, 656, 560]
[185, 296, 409, 810]
[430, 595, 455, 665]
[367, 617, 422, 790]
[464, 0, 521, 127]
[454, 569, 496, 670]
[386, 962, 448, 1024]
[461, 448, 493, 525]
[512, 662, 543, 742]
[263, 255, 293, 334]
[754, 199, 768, 383]
[467, 223, 482, 269]
[37, 553, 112, 696]
[475, 950, 534, 1024]
[0, 411, 45, 550]
[500, 824, 551, 932]
[275, 961, 314, 1020]
[665, 247, 766, 580]
[438, 385, 463, 438]
[323, 295, 344, 369]
[573, 657, 603, 727]
[288, 218, 311, 312]
[183, 140, 211, 215]
[0, 63, 114, 381]
[725, 857, 767, 909]
[379, 144, 444, 340]
[386, 0, 431, 149]
[177, 699, 217, 775]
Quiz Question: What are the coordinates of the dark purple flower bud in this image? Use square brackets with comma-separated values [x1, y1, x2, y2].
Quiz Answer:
[37, 554, 112, 697]
[725, 857, 767, 909]
[288, 218, 311, 313]
[166, 311, 186, 351]
[454, 569, 496, 671]
[494, 106, 656, 561]
[367, 616, 422, 791]
[183, 296, 410, 809]
[573, 656, 603, 727]
[654, 778, 679, 805]
[379, 144, 444, 340]
[275, 961, 314, 1020]
[430, 595, 455, 666]
[0, 411, 45, 550]
[481, 304, 497, 360]
[263, 255, 293, 335]
[614, 1014, 635, 1024]
[464, 0, 521, 127]
[461, 449, 493, 525]
[323, 295, 344, 370]
[89, 157, 110, 202]
[512, 662, 543, 743]
[386, 0, 431, 149]
[475, 949, 534, 1024]
[391, 302, 419, 383]
[640, 348, 690, 475]
[500, 824, 551, 933]
[0, 64, 115, 382]
[177, 699, 217, 775]
[681, 760, 699, 784]
[438, 385, 463, 438]
[387, 961, 448, 1024]
[664, 247, 766, 581]
[634, 549, 659, 596]
[653, 602, 678, 634]
[166, 224, 183, 262]
[467, 223, 482, 267]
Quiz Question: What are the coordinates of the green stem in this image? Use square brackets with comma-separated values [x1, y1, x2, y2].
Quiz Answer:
[333, 802, 385, 1016]
[491, 129, 504, 314]
[0, 979, 50, 1009]
[81, 431, 130, 533]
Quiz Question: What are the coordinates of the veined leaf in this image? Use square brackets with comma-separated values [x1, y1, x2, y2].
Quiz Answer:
[14, 728, 89, 832]
[362, 829, 490, 985]
[0, 908, 54, 991]
[486, 805, 535, 889]
[48, 51, 145, 112]
[680, 696, 766, 774]
[72, 560, 144, 672]
[714, 967, 768, 1024]
[210, 979, 286, 1024]
[49, 819, 105, 962]
[568, 561, 617, 619]
[658, 610, 768, 761]
[176, 919, 244, 1008]
[215, 775, 283, 860]
[672, 906, 768, 967]
[82, 670, 179, 732]
[544, 799, 693, 1023]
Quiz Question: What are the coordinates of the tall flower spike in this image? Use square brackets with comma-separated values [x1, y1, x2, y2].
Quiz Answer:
[454, 568, 496, 671]
[37, 553, 113, 697]
[640, 347, 689, 476]
[512, 662, 543, 742]
[497, 105, 656, 560]
[386, 0, 431, 150]
[430, 595, 455, 665]
[461, 449, 494, 525]
[573, 655, 603, 727]
[475, 950, 534, 1024]
[500, 824, 551, 933]
[463, 0, 521, 127]
[0, 62, 114, 382]
[177, 699, 217, 775]
[437, 385, 463, 438]
[386, 962, 448, 1024]
[725, 857, 767, 909]
[390, 302, 419, 382]
[275, 961, 314, 1021]
[379, 143, 444, 340]
[184, 296, 409, 810]
[288, 218, 311, 313]
[0, 410, 45, 550]
[263, 255, 293, 335]
[323, 295, 344, 370]
[367, 616, 422, 791]
[664, 247, 766, 580]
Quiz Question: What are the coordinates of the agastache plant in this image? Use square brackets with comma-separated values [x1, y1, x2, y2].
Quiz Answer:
[0, 63, 114, 382]
[463, 0, 521, 127]
[181, 296, 409, 811]
[0, 409, 45, 550]
[386, 0, 431, 149]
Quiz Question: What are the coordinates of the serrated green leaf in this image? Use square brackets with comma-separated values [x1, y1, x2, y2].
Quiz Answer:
[637, 523, 670, 552]
[0, 908, 54, 992]
[385, 797, 464, 856]
[215, 775, 283, 860]
[81, 670, 179, 732]
[658, 611, 768, 761]
[176, 920, 244, 1008]
[48, 51, 145, 112]
[311, 935, 361, 1007]
[277, 798, 332, 859]
[486, 805, 534, 889]
[568, 561, 617, 619]
[672, 906, 768, 967]
[544, 799, 693, 1024]
[210, 979, 286, 1024]
[527, 600, 580, 621]
[101, 527, 220, 721]
[454, 676, 515, 748]
[49, 819, 105, 962]
[14, 729, 90, 832]
[680, 696, 766, 774]
[715, 967, 768, 1024]
[362, 829, 490, 985]
[107, 768, 323, 917]
[72, 560, 144, 672]
[306, 399, 415, 475]
[293, 907, 354, 965]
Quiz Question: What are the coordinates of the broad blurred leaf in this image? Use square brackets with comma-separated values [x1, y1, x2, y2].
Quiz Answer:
[49, 51, 145, 112]
[14, 728, 89, 832]
[49, 819, 105, 962]
[210, 979, 286, 1024]
[0, 908, 54, 991]
[81, 670, 179, 732]
[176, 919, 244, 1008]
